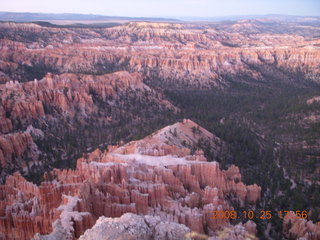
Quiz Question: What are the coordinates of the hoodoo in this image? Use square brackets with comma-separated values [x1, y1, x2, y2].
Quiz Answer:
[0, 120, 260, 240]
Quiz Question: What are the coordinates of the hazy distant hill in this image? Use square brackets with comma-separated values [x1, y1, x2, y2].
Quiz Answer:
[0, 11, 179, 22]
[1, 12, 319, 25]
[181, 14, 320, 22]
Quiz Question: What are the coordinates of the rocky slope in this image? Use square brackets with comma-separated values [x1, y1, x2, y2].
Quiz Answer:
[77, 213, 190, 240]
[0, 120, 261, 240]
[0, 70, 177, 180]
[77, 213, 257, 240]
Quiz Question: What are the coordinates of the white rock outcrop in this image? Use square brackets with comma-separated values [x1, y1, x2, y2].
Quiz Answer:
[79, 213, 191, 240]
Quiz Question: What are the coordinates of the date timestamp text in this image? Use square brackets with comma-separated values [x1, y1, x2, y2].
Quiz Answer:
[212, 210, 308, 220]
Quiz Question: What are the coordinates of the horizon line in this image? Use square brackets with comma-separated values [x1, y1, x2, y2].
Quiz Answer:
[1, 11, 320, 20]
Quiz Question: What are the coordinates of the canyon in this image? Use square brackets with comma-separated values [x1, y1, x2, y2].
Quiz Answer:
[0, 18, 319, 239]
[0, 19, 319, 179]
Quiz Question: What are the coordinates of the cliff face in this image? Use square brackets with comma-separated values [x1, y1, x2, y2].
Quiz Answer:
[0, 120, 261, 240]
[1, 71, 156, 124]
[0, 70, 177, 179]
[0, 132, 38, 170]
[0, 21, 319, 88]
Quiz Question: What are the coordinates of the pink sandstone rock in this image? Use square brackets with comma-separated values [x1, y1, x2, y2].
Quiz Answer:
[0, 120, 261, 240]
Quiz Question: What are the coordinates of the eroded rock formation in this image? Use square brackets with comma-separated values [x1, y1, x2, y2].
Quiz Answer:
[77, 213, 258, 240]
[0, 20, 319, 240]
[0, 132, 38, 171]
[78, 213, 190, 240]
[283, 212, 320, 240]
[0, 21, 319, 87]
[0, 70, 177, 178]
[1, 19, 320, 181]
[0, 120, 261, 240]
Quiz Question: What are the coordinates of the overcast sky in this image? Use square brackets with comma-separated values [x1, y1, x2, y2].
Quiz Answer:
[1, 0, 319, 17]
